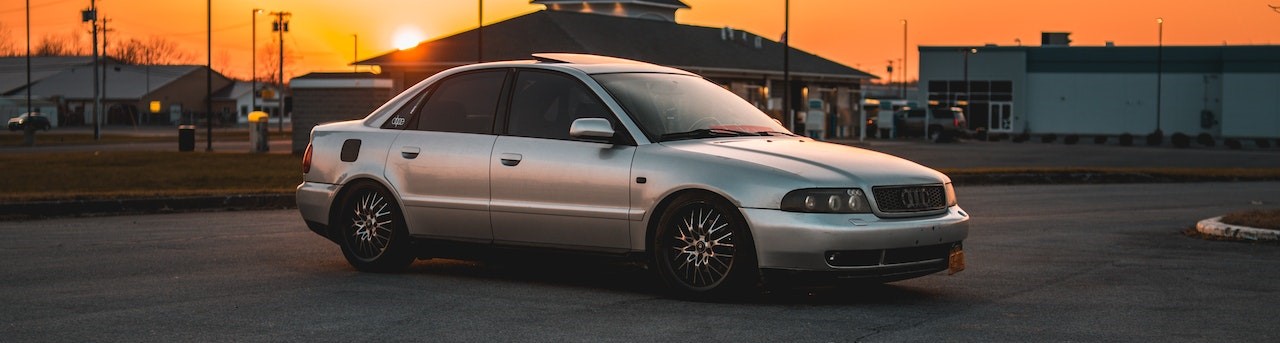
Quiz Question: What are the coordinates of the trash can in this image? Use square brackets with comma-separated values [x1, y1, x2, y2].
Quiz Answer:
[248, 111, 270, 153]
[178, 125, 195, 152]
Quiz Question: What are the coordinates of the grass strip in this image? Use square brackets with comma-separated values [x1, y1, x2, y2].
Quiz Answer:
[0, 151, 300, 202]
[1220, 208, 1280, 231]
[0, 130, 291, 147]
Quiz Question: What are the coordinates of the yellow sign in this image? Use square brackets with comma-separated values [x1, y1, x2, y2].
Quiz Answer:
[149, 101, 161, 113]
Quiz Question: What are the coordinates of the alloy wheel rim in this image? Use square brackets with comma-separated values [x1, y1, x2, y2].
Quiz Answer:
[348, 191, 394, 260]
[668, 204, 735, 288]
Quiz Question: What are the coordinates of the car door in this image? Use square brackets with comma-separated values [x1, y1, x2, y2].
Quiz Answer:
[383, 69, 508, 242]
[490, 69, 636, 251]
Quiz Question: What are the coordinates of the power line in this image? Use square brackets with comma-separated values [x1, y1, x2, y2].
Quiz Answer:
[0, 0, 78, 14]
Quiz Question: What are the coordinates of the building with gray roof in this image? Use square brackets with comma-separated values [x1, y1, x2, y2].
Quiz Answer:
[356, 0, 875, 138]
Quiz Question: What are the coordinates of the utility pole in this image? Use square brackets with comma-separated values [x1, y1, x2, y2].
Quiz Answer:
[353, 34, 358, 73]
[272, 11, 291, 133]
[83, 0, 99, 140]
[100, 17, 111, 126]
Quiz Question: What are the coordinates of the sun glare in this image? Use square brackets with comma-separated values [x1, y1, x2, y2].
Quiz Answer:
[392, 27, 425, 50]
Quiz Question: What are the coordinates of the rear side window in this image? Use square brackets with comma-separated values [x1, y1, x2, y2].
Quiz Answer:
[413, 70, 506, 134]
[930, 110, 955, 119]
[506, 70, 612, 141]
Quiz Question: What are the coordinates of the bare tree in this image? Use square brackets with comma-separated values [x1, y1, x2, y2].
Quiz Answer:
[110, 36, 193, 65]
[258, 37, 299, 85]
[0, 22, 17, 56]
[34, 31, 87, 56]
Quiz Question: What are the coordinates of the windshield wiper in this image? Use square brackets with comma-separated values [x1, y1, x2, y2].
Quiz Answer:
[660, 128, 756, 141]
[754, 130, 799, 137]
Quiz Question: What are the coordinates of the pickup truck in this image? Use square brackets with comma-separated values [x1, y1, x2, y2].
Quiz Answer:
[894, 107, 967, 141]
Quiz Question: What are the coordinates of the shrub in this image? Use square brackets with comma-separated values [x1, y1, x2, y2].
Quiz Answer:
[1041, 134, 1058, 143]
[1171, 133, 1191, 148]
[1145, 130, 1164, 146]
[1225, 139, 1242, 150]
[1196, 133, 1215, 147]
[1256, 139, 1272, 149]
[1012, 132, 1030, 143]
[1119, 133, 1134, 146]
[1094, 135, 1108, 144]
[1064, 134, 1079, 145]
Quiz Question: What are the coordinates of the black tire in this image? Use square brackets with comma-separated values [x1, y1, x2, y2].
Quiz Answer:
[652, 192, 758, 300]
[336, 182, 415, 273]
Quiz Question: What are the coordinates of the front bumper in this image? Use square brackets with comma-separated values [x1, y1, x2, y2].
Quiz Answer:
[742, 205, 969, 276]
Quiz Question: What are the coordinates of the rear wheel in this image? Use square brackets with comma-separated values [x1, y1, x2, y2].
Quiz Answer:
[652, 193, 758, 300]
[337, 182, 414, 272]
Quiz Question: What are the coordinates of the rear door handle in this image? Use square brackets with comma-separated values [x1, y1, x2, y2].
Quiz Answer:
[499, 153, 522, 166]
[401, 146, 421, 159]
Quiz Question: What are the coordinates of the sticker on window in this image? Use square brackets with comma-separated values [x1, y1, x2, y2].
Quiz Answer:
[390, 117, 406, 127]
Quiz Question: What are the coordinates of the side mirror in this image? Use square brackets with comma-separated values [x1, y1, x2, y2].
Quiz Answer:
[569, 118, 615, 141]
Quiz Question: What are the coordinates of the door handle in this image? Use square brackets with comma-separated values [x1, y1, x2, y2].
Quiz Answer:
[499, 153, 522, 166]
[401, 146, 421, 159]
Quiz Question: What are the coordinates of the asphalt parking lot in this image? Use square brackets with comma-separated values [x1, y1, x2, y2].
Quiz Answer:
[2, 182, 1277, 341]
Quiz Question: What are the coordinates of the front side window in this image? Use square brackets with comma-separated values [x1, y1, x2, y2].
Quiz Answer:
[413, 70, 506, 134]
[506, 70, 612, 141]
[593, 73, 788, 142]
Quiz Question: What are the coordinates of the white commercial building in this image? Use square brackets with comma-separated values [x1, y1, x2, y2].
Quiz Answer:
[918, 36, 1280, 139]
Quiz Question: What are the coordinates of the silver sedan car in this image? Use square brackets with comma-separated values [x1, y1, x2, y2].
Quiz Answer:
[297, 53, 969, 299]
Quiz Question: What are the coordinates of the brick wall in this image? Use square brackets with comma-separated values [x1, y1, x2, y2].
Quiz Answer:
[291, 87, 394, 154]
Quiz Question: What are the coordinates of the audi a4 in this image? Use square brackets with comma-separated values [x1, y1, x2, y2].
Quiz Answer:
[297, 53, 969, 299]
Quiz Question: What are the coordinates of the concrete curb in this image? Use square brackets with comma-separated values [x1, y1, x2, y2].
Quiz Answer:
[1195, 216, 1280, 241]
[0, 194, 295, 221]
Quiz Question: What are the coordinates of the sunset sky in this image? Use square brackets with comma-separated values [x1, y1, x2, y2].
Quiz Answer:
[3, 0, 1279, 82]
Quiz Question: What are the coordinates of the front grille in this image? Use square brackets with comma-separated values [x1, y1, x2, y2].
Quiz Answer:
[826, 243, 952, 267]
[872, 185, 946, 213]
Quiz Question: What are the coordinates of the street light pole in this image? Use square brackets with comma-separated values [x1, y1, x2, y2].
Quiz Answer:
[206, 0, 213, 152]
[783, 0, 791, 132]
[252, 9, 262, 114]
[1156, 17, 1164, 136]
[902, 19, 908, 99]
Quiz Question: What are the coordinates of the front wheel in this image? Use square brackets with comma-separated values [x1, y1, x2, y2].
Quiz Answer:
[652, 193, 758, 300]
[336, 182, 414, 273]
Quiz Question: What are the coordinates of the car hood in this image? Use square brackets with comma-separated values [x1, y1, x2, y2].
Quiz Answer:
[661, 137, 950, 187]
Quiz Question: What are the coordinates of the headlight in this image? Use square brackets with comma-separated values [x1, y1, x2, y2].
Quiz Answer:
[944, 182, 958, 207]
[782, 188, 871, 213]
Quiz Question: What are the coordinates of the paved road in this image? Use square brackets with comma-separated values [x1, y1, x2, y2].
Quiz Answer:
[841, 139, 1280, 169]
[2, 183, 1279, 342]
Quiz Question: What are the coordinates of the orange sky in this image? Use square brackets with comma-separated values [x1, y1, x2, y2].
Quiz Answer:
[3, 0, 1279, 82]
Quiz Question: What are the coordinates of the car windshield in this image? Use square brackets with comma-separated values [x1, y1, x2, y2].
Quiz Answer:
[593, 73, 790, 142]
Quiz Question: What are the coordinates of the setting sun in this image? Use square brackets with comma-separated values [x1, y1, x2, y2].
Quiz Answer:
[392, 27, 425, 51]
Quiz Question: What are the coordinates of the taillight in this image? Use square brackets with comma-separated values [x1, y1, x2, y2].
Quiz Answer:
[954, 118, 961, 127]
[302, 143, 313, 174]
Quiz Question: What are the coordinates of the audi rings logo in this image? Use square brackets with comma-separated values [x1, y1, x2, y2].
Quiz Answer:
[901, 188, 927, 209]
